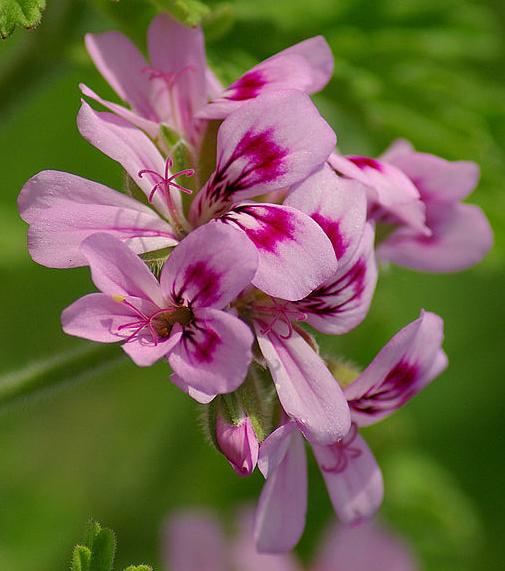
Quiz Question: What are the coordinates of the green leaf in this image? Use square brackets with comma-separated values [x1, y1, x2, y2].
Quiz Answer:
[0, 0, 46, 39]
[124, 566, 153, 571]
[150, 0, 210, 26]
[71, 546, 92, 571]
[87, 523, 116, 571]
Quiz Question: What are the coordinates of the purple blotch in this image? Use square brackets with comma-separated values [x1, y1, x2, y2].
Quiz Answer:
[348, 156, 383, 172]
[311, 212, 347, 259]
[234, 206, 295, 253]
[193, 328, 220, 363]
[178, 261, 221, 306]
[227, 70, 267, 101]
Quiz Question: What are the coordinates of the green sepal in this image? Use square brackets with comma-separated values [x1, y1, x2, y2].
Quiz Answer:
[124, 566, 153, 571]
[124, 174, 151, 207]
[326, 356, 361, 389]
[86, 521, 116, 571]
[150, 0, 210, 26]
[159, 124, 181, 150]
[0, 0, 46, 39]
[71, 545, 92, 571]
[140, 247, 173, 278]
[197, 121, 219, 187]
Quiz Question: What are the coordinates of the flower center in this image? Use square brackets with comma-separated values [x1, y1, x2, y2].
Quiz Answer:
[151, 306, 193, 337]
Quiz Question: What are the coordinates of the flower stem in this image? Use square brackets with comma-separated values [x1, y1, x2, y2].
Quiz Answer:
[0, 344, 127, 412]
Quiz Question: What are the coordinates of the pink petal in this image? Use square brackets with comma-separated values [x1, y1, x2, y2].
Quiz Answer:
[285, 164, 367, 268]
[329, 153, 427, 234]
[163, 510, 226, 571]
[168, 308, 253, 396]
[312, 428, 384, 524]
[171, 373, 217, 404]
[255, 423, 307, 553]
[231, 508, 302, 571]
[80, 233, 165, 306]
[345, 311, 447, 427]
[190, 90, 336, 224]
[84, 32, 158, 121]
[122, 327, 182, 367]
[223, 203, 336, 301]
[80, 84, 159, 138]
[61, 293, 154, 343]
[254, 319, 351, 445]
[294, 223, 377, 335]
[17, 170, 176, 268]
[147, 13, 207, 143]
[200, 36, 333, 119]
[378, 203, 493, 273]
[381, 139, 480, 203]
[77, 102, 176, 219]
[314, 521, 419, 571]
[160, 223, 258, 309]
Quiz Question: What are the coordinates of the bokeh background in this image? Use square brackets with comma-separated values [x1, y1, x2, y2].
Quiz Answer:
[0, 0, 504, 569]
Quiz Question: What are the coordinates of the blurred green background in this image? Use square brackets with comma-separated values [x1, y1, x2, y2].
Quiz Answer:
[0, 0, 504, 569]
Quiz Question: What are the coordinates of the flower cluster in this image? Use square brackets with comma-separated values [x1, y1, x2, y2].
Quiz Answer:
[163, 508, 418, 571]
[18, 13, 492, 555]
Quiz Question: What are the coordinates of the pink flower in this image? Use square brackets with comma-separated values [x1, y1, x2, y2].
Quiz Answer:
[215, 414, 259, 477]
[162, 508, 418, 571]
[19, 89, 338, 302]
[377, 139, 493, 272]
[61, 224, 258, 401]
[83, 13, 334, 142]
[254, 310, 447, 553]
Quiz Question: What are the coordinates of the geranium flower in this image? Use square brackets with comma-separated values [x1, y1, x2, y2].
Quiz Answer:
[254, 310, 447, 553]
[62, 224, 258, 401]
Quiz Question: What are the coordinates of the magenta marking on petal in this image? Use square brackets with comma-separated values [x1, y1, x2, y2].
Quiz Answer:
[226, 70, 267, 101]
[348, 156, 383, 172]
[231, 205, 296, 253]
[320, 423, 362, 473]
[311, 212, 347, 259]
[182, 323, 221, 363]
[300, 257, 367, 317]
[349, 359, 419, 416]
[173, 261, 221, 306]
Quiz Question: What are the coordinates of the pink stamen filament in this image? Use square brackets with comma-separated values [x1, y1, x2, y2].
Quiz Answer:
[138, 156, 194, 233]
[143, 65, 195, 88]
[254, 300, 307, 339]
[117, 299, 179, 346]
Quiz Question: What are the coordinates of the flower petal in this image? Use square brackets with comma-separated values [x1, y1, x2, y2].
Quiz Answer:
[345, 311, 447, 427]
[80, 233, 164, 306]
[84, 31, 157, 120]
[231, 508, 302, 571]
[77, 102, 177, 219]
[147, 13, 207, 142]
[255, 319, 351, 445]
[312, 429, 384, 525]
[314, 521, 419, 571]
[122, 327, 182, 367]
[80, 84, 159, 138]
[285, 164, 367, 268]
[329, 153, 427, 234]
[17, 170, 176, 268]
[160, 223, 258, 309]
[381, 139, 480, 203]
[255, 424, 307, 554]
[294, 223, 377, 335]
[377, 203, 493, 273]
[223, 203, 336, 301]
[168, 308, 253, 396]
[163, 510, 226, 571]
[201, 36, 333, 119]
[170, 373, 217, 404]
[190, 90, 336, 223]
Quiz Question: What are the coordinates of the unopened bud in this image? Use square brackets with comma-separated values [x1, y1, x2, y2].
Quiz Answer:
[215, 414, 259, 477]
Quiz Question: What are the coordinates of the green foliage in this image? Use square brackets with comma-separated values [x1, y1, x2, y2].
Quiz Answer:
[150, 0, 210, 26]
[0, 0, 46, 39]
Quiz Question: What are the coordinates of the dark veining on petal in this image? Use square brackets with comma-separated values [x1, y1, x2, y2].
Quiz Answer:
[349, 359, 419, 416]
[311, 212, 347, 259]
[172, 261, 221, 306]
[182, 322, 221, 364]
[229, 205, 296, 253]
[226, 70, 267, 101]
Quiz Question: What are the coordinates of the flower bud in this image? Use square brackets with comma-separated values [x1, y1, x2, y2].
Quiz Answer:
[215, 414, 259, 477]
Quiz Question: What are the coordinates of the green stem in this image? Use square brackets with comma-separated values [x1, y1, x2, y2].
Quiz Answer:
[0, 344, 127, 412]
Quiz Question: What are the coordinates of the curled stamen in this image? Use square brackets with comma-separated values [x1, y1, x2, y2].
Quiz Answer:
[254, 299, 307, 339]
[142, 65, 195, 87]
[138, 156, 195, 203]
[320, 424, 362, 474]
